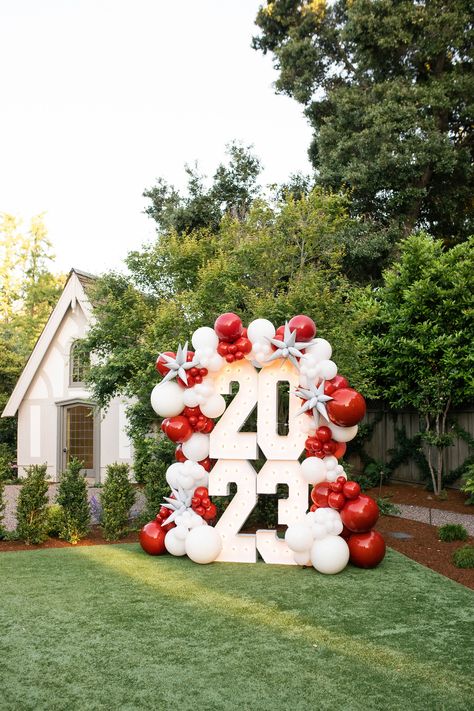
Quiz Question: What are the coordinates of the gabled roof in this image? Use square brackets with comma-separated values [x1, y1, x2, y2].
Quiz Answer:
[1, 269, 96, 418]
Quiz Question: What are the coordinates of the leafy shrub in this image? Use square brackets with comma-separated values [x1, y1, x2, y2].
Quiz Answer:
[452, 545, 474, 569]
[16, 464, 49, 544]
[101, 463, 135, 540]
[57, 458, 90, 544]
[376, 497, 401, 517]
[0, 475, 5, 537]
[45, 504, 65, 537]
[438, 524, 468, 542]
[461, 465, 474, 505]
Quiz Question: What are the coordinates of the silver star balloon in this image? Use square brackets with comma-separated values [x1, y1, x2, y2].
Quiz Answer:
[157, 342, 198, 385]
[160, 487, 193, 526]
[295, 380, 333, 425]
[265, 321, 317, 368]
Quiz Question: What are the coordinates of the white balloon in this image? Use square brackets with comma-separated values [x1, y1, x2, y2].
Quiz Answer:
[311, 536, 349, 574]
[323, 455, 338, 471]
[300, 457, 327, 485]
[182, 387, 200, 408]
[165, 528, 187, 556]
[182, 433, 210, 462]
[327, 422, 359, 443]
[311, 523, 328, 540]
[317, 359, 338, 380]
[285, 524, 314, 553]
[304, 338, 332, 362]
[150, 381, 185, 418]
[192, 326, 219, 350]
[165, 462, 183, 489]
[293, 550, 312, 566]
[327, 518, 344, 536]
[207, 353, 225, 372]
[247, 318, 275, 344]
[200, 394, 226, 418]
[185, 525, 222, 564]
[174, 525, 189, 541]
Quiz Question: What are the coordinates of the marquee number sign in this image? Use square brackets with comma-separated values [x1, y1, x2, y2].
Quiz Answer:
[209, 359, 309, 564]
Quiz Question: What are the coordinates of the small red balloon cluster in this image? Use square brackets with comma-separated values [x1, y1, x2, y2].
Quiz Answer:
[215, 313, 252, 363]
[139, 505, 175, 556]
[305, 425, 347, 459]
[191, 486, 217, 521]
[162, 406, 214, 444]
[157, 351, 209, 388]
[310, 478, 385, 568]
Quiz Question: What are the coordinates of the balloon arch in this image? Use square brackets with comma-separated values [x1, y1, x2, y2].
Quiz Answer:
[140, 313, 385, 573]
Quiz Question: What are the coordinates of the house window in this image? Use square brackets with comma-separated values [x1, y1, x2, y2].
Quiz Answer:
[70, 340, 90, 385]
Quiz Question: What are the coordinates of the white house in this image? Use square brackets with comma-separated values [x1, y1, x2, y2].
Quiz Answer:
[1, 269, 133, 482]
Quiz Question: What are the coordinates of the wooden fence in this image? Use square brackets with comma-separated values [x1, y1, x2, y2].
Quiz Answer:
[353, 404, 474, 485]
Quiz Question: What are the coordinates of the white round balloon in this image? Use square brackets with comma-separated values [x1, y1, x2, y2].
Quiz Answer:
[327, 422, 359, 443]
[165, 528, 187, 556]
[304, 338, 332, 362]
[300, 457, 327, 485]
[165, 462, 183, 489]
[182, 433, 210, 461]
[285, 524, 314, 553]
[200, 393, 226, 418]
[247, 318, 275, 344]
[150, 381, 185, 418]
[317, 359, 338, 380]
[185, 525, 222, 564]
[311, 536, 349, 574]
[192, 326, 218, 350]
[293, 550, 312, 566]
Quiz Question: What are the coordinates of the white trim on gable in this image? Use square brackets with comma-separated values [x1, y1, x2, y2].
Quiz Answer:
[1, 272, 92, 418]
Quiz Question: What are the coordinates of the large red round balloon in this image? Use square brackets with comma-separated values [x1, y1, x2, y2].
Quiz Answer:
[326, 388, 366, 427]
[214, 313, 243, 342]
[162, 416, 192, 443]
[348, 531, 386, 568]
[155, 351, 175, 376]
[341, 494, 379, 533]
[139, 520, 167, 555]
[333, 441, 347, 459]
[310, 481, 331, 507]
[288, 315, 316, 342]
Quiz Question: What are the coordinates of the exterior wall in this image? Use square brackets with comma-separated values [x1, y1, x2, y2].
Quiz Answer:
[16, 300, 133, 482]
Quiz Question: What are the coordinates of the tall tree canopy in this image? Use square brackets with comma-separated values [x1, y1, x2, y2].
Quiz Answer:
[253, 0, 474, 243]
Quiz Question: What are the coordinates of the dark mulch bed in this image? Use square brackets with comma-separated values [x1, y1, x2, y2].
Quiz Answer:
[367, 481, 471, 514]
[0, 526, 139, 553]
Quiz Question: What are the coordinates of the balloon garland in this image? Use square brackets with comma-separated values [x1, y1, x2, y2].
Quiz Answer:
[140, 313, 386, 573]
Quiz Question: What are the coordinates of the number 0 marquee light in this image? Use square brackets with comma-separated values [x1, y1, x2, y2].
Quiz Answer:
[139, 314, 386, 574]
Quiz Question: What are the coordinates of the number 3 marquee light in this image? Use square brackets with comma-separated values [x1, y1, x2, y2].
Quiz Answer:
[139, 313, 386, 574]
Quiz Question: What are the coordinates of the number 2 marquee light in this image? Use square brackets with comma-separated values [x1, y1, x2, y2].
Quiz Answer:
[139, 313, 386, 574]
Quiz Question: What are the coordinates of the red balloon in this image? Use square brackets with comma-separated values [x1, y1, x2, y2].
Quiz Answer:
[203, 503, 217, 521]
[348, 531, 386, 568]
[272, 325, 286, 347]
[139, 520, 167, 555]
[333, 441, 347, 459]
[214, 313, 243, 342]
[155, 351, 175, 376]
[343, 481, 361, 499]
[162, 416, 193, 443]
[341, 494, 379, 533]
[288, 315, 317, 342]
[199, 457, 212, 472]
[183, 406, 201, 418]
[310, 481, 331, 507]
[340, 524, 352, 541]
[326, 388, 366, 427]
[328, 492, 346, 510]
[330, 480, 344, 493]
[175, 445, 187, 463]
[310, 503, 318, 512]
[234, 336, 252, 355]
[194, 486, 208, 499]
[324, 374, 350, 395]
[316, 426, 332, 443]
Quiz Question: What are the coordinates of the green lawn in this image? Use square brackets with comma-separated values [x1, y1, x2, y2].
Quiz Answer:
[1, 545, 473, 711]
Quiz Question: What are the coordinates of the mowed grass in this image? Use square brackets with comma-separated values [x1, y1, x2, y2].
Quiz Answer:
[1, 545, 473, 711]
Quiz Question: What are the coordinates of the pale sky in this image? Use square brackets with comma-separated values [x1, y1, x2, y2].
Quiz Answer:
[0, 0, 313, 275]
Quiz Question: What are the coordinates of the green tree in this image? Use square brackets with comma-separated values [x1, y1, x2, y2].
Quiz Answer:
[16, 464, 49, 544]
[253, 0, 474, 243]
[358, 233, 474, 495]
[101, 463, 136, 540]
[143, 141, 262, 234]
[56, 458, 91, 544]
